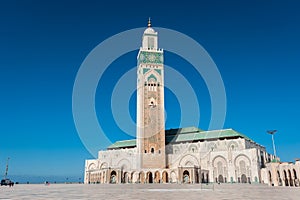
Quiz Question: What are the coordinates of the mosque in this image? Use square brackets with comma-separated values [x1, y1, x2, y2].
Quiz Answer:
[84, 20, 299, 186]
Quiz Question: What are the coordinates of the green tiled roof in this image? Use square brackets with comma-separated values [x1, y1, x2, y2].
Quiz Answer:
[271, 158, 279, 163]
[107, 127, 252, 149]
[166, 128, 252, 144]
[165, 126, 203, 136]
[107, 139, 136, 149]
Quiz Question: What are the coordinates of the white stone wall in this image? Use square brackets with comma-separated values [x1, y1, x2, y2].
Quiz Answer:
[85, 138, 268, 184]
[98, 148, 138, 170]
[165, 138, 265, 183]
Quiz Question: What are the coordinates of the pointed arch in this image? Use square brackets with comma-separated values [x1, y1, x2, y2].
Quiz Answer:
[117, 159, 131, 170]
[154, 171, 160, 183]
[179, 154, 199, 167]
[268, 171, 272, 185]
[277, 170, 282, 186]
[183, 170, 190, 184]
[100, 162, 108, 169]
[170, 171, 177, 183]
[227, 141, 239, 150]
[147, 171, 153, 183]
[162, 171, 169, 183]
[212, 155, 227, 166]
[110, 171, 117, 184]
[288, 169, 293, 186]
[284, 170, 288, 186]
[139, 171, 145, 184]
[88, 163, 96, 170]
[234, 154, 251, 167]
[293, 168, 297, 179]
[188, 144, 198, 153]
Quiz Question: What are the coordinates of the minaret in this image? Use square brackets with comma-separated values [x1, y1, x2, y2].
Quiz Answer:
[136, 19, 166, 169]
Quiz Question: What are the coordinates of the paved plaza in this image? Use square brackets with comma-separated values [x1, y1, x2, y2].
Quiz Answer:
[0, 183, 299, 200]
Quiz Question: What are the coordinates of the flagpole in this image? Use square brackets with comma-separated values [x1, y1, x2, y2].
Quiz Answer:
[272, 134, 276, 158]
[267, 130, 277, 161]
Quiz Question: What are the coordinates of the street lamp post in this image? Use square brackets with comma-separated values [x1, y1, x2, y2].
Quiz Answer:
[267, 130, 278, 161]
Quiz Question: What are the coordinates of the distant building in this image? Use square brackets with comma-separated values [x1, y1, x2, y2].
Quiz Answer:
[84, 20, 299, 186]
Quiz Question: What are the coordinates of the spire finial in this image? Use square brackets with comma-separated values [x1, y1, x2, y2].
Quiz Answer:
[148, 17, 151, 27]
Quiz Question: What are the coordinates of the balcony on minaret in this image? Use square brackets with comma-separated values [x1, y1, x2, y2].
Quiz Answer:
[140, 47, 163, 52]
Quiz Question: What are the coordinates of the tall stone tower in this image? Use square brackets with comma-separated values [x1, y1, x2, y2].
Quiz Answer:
[136, 19, 166, 169]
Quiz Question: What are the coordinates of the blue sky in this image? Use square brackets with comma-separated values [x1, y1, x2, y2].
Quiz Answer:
[0, 0, 299, 182]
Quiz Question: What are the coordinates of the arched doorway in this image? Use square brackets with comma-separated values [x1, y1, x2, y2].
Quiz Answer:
[218, 175, 224, 183]
[170, 171, 176, 183]
[201, 173, 205, 183]
[123, 172, 129, 183]
[277, 171, 282, 186]
[288, 170, 293, 186]
[130, 172, 136, 183]
[147, 172, 153, 183]
[195, 171, 199, 183]
[130, 171, 135, 183]
[183, 170, 190, 184]
[268, 171, 272, 185]
[154, 171, 160, 183]
[241, 174, 247, 183]
[206, 173, 209, 183]
[139, 171, 145, 184]
[284, 170, 289, 186]
[162, 171, 168, 183]
[293, 169, 298, 187]
[110, 171, 117, 184]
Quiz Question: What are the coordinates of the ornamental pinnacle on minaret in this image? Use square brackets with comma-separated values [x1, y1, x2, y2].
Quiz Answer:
[148, 17, 151, 27]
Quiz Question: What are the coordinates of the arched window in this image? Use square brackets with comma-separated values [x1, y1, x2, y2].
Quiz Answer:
[269, 171, 272, 183]
[288, 170, 293, 186]
[293, 169, 297, 179]
[149, 97, 156, 107]
[284, 170, 288, 186]
[239, 160, 246, 174]
[151, 148, 154, 154]
[277, 170, 282, 185]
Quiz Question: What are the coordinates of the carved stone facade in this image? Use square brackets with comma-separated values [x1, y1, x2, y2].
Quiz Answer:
[84, 127, 276, 184]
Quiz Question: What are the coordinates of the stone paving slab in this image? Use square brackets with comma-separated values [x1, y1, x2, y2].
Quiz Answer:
[0, 183, 299, 200]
